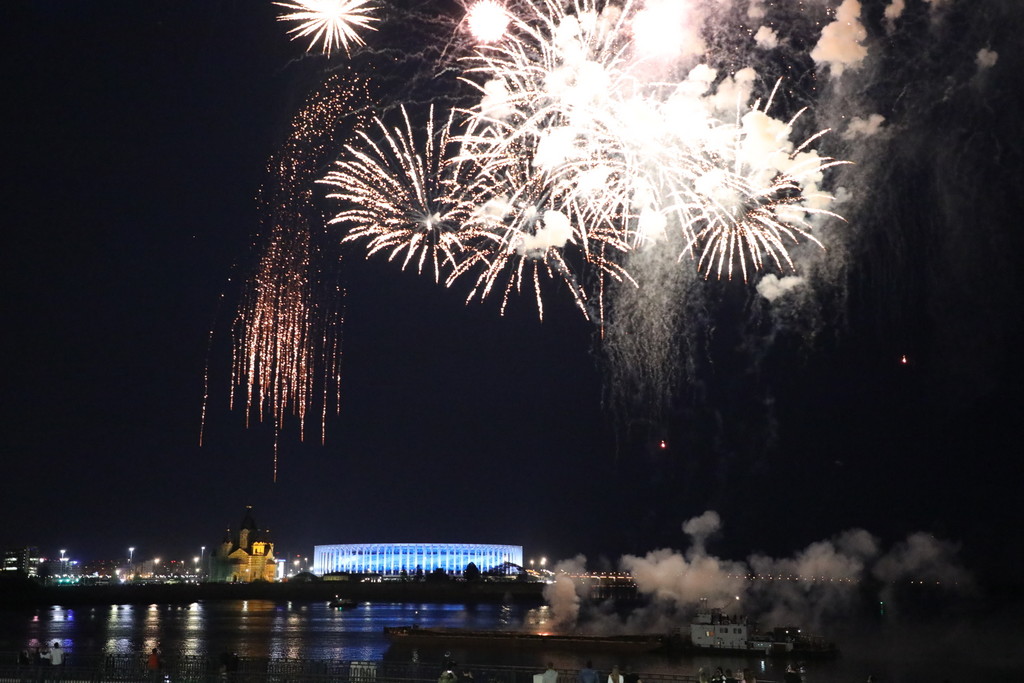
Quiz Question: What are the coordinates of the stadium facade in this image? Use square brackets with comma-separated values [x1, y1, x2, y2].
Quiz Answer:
[313, 543, 523, 577]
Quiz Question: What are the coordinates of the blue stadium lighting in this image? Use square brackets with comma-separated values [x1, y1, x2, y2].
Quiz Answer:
[312, 543, 523, 576]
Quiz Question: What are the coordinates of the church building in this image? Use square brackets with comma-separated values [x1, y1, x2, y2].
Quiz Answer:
[211, 506, 276, 582]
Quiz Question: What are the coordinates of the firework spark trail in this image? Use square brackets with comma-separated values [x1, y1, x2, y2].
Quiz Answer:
[447, 153, 594, 320]
[320, 105, 480, 283]
[230, 72, 369, 477]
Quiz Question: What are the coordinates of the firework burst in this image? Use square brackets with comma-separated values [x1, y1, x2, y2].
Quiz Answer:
[466, 0, 510, 44]
[275, 0, 379, 57]
[453, 0, 843, 289]
[248, 0, 852, 436]
[320, 105, 479, 283]
[448, 153, 592, 320]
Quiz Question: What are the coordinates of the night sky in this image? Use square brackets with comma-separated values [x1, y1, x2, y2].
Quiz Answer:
[4, 0, 1022, 587]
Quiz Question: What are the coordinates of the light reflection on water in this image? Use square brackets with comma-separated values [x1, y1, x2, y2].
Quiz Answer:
[0, 601, 799, 679]
[0, 601, 534, 662]
[3, 600, 1018, 682]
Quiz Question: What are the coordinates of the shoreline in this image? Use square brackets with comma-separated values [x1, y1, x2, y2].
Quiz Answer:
[0, 577, 546, 608]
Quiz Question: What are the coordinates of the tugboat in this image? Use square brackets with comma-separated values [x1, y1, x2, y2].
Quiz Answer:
[679, 599, 838, 658]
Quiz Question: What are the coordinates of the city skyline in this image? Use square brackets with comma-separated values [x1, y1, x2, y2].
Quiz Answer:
[4, 0, 1022, 592]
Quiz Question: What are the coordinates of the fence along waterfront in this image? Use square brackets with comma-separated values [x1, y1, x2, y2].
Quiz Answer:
[0, 654, 769, 683]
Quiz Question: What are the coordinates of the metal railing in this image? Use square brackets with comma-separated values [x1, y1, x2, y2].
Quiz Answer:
[0, 655, 739, 683]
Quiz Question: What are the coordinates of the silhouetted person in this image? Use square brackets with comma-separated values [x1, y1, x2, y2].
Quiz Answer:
[147, 647, 162, 681]
[542, 663, 558, 683]
[607, 666, 623, 683]
[578, 661, 599, 683]
[49, 642, 63, 667]
[783, 664, 801, 683]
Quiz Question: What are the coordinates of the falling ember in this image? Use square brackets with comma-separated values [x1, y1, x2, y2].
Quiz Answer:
[227, 72, 370, 478]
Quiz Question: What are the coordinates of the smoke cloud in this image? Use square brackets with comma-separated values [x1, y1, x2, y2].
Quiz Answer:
[810, 0, 868, 78]
[842, 113, 886, 140]
[543, 555, 588, 627]
[756, 274, 805, 302]
[681, 509, 722, 553]
[547, 512, 973, 634]
[975, 48, 998, 70]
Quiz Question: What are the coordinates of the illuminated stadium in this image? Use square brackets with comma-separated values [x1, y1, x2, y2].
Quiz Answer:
[312, 543, 523, 577]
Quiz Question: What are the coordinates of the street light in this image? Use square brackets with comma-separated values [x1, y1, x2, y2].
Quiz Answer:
[200, 546, 206, 579]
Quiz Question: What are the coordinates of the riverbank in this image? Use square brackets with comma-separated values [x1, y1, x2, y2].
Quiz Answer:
[0, 576, 545, 608]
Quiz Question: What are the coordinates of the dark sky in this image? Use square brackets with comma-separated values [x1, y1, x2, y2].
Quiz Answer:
[4, 1, 1022, 586]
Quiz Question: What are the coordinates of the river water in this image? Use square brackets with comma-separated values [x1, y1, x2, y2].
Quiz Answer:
[0, 600, 1020, 683]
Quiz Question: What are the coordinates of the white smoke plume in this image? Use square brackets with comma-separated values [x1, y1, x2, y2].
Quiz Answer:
[883, 0, 906, 31]
[976, 48, 998, 71]
[873, 532, 969, 586]
[547, 512, 973, 633]
[756, 274, 805, 302]
[753, 25, 779, 50]
[543, 554, 588, 628]
[810, 0, 868, 78]
[681, 509, 722, 554]
[746, 528, 880, 627]
[842, 113, 886, 140]
[623, 547, 747, 609]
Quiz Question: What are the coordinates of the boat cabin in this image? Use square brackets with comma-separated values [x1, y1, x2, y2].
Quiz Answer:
[690, 606, 764, 651]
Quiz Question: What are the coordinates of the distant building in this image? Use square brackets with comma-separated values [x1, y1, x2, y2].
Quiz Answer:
[77, 559, 121, 584]
[2, 547, 41, 578]
[210, 507, 276, 583]
[313, 543, 522, 577]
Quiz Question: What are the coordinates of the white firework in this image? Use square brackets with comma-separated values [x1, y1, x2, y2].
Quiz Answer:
[320, 106, 479, 283]
[466, 0, 511, 44]
[313, 0, 847, 319]
[455, 0, 844, 286]
[447, 152, 593, 320]
[275, 0, 379, 57]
